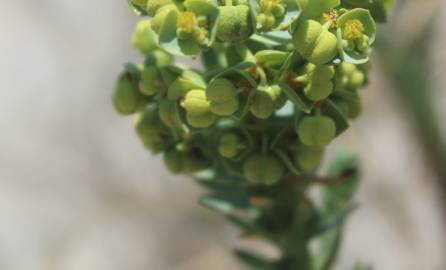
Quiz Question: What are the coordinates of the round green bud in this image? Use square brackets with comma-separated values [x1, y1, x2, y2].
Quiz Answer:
[250, 89, 275, 119]
[271, 5, 286, 17]
[339, 62, 356, 76]
[293, 20, 337, 65]
[147, 0, 173, 16]
[294, 145, 323, 172]
[297, 115, 336, 148]
[218, 133, 241, 159]
[243, 154, 284, 185]
[206, 78, 237, 102]
[210, 98, 240, 116]
[216, 5, 254, 43]
[139, 66, 160, 96]
[186, 112, 216, 128]
[132, 20, 158, 55]
[113, 74, 145, 115]
[158, 99, 178, 127]
[163, 148, 184, 174]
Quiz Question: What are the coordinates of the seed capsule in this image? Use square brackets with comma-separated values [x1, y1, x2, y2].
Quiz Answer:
[206, 79, 237, 102]
[294, 145, 323, 172]
[297, 115, 336, 148]
[243, 154, 284, 185]
[216, 5, 254, 43]
[250, 89, 275, 119]
[304, 65, 335, 101]
[183, 90, 216, 127]
[113, 74, 146, 115]
[293, 20, 338, 65]
[134, 108, 168, 152]
[218, 133, 241, 159]
[158, 99, 179, 127]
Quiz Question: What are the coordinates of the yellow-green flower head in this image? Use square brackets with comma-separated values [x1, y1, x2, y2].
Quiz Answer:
[183, 90, 216, 128]
[293, 20, 338, 65]
[304, 65, 335, 101]
[132, 20, 158, 55]
[343, 19, 364, 40]
[297, 115, 336, 148]
[147, 0, 173, 16]
[178, 12, 198, 34]
[139, 66, 161, 96]
[163, 147, 184, 174]
[216, 5, 254, 43]
[113, 74, 146, 115]
[243, 154, 284, 185]
[218, 133, 241, 159]
[294, 145, 323, 172]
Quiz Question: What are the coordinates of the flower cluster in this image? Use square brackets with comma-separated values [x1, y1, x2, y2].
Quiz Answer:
[114, 0, 385, 186]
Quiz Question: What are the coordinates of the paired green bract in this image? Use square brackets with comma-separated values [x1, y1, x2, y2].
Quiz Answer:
[117, 0, 383, 185]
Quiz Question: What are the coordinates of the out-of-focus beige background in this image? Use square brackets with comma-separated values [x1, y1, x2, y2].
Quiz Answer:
[0, 1, 445, 270]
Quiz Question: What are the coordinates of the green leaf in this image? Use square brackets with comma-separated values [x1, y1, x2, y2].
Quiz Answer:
[128, 0, 148, 16]
[255, 50, 290, 69]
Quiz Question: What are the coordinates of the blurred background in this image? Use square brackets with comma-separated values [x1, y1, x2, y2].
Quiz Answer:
[1, 0, 445, 269]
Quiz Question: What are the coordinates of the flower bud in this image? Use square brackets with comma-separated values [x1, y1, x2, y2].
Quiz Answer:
[216, 5, 254, 43]
[113, 74, 146, 115]
[294, 145, 323, 172]
[139, 66, 161, 96]
[297, 115, 336, 148]
[163, 147, 184, 174]
[304, 65, 335, 101]
[132, 20, 158, 55]
[348, 70, 365, 89]
[258, 13, 276, 30]
[243, 154, 284, 185]
[218, 133, 241, 158]
[293, 20, 338, 65]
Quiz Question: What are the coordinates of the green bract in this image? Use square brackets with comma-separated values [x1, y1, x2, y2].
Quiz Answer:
[216, 5, 253, 43]
[293, 20, 338, 65]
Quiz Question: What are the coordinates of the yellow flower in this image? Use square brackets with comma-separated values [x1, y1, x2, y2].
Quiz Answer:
[344, 19, 365, 40]
[178, 12, 198, 33]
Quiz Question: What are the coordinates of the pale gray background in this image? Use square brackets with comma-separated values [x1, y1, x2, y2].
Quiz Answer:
[0, 1, 445, 269]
